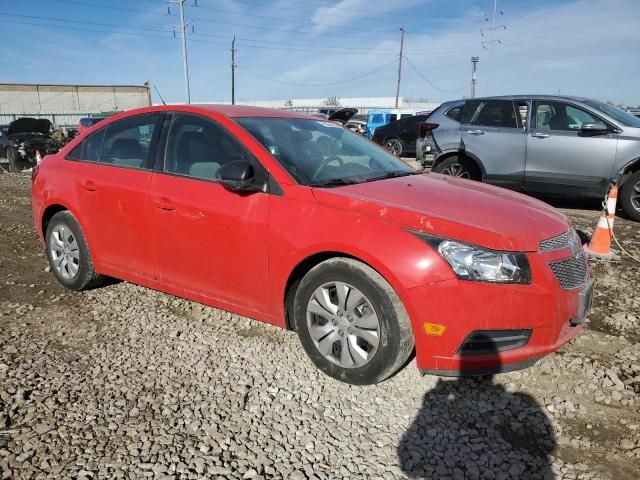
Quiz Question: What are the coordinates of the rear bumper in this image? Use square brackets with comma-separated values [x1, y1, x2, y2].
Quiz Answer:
[404, 253, 589, 375]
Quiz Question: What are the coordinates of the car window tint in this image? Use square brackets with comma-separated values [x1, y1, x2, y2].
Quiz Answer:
[67, 142, 83, 160]
[165, 114, 249, 181]
[466, 100, 517, 128]
[445, 106, 462, 121]
[82, 129, 105, 161]
[535, 102, 599, 131]
[99, 114, 160, 169]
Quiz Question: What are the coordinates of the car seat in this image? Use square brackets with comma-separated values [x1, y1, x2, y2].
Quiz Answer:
[110, 138, 145, 168]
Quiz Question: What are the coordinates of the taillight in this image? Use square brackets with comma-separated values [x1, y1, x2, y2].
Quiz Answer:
[419, 122, 439, 137]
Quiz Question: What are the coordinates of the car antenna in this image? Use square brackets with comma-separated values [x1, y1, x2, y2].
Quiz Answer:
[154, 84, 167, 106]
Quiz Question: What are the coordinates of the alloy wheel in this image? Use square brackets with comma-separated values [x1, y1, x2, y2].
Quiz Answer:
[306, 281, 380, 369]
[631, 180, 640, 213]
[442, 162, 470, 178]
[384, 139, 402, 156]
[49, 224, 80, 280]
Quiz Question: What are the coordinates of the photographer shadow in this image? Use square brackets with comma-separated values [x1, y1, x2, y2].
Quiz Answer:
[398, 335, 557, 479]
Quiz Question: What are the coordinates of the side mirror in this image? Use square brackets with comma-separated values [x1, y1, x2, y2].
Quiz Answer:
[580, 122, 608, 134]
[215, 160, 263, 192]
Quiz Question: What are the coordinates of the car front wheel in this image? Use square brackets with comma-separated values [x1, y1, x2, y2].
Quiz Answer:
[620, 170, 640, 222]
[45, 211, 104, 291]
[293, 258, 414, 385]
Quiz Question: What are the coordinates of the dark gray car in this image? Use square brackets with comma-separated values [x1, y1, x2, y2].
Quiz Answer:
[424, 95, 640, 221]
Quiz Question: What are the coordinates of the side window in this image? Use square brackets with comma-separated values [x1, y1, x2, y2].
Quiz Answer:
[534, 102, 600, 131]
[445, 106, 462, 121]
[83, 130, 105, 161]
[66, 142, 83, 160]
[164, 114, 250, 181]
[469, 100, 517, 128]
[99, 114, 160, 169]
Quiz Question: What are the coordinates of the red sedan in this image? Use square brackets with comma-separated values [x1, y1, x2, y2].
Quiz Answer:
[31, 105, 593, 384]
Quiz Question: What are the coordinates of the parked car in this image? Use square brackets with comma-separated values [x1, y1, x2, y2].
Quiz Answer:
[0, 125, 11, 164]
[371, 114, 430, 157]
[312, 107, 358, 126]
[5, 118, 56, 172]
[345, 114, 367, 135]
[425, 96, 640, 221]
[32, 105, 592, 384]
[417, 99, 464, 167]
[365, 109, 424, 138]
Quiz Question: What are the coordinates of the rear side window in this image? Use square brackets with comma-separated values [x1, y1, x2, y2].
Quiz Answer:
[66, 142, 83, 160]
[99, 114, 160, 169]
[83, 130, 105, 161]
[164, 114, 251, 181]
[445, 106, 462, 121]
[461, 100, 517, 128]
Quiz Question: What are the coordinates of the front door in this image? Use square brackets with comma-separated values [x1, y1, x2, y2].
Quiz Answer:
[525, 100, 618, 198]
[460, 99, 526, 190]
[149, 113, 270, 312]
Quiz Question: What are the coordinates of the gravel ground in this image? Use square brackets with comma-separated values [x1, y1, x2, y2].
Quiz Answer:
[1, 172, 639, 480]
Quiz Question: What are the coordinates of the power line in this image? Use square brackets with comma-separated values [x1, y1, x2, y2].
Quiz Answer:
[236, 60, 396, 87]
[0, 12, 169, 33]
[404, 56, 470, 93]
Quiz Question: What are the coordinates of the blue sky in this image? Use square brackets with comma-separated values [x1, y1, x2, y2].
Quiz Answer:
[1, 0, 639, 105]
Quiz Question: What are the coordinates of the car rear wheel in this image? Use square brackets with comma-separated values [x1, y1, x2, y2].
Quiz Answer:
[620, 170, 640, 222]
[45, 211, 104, 291]
[384, 138, 403, 157]
[433, 156, 480, 180]
[6, 147, 20, 173]
[293, 258, 414, 385]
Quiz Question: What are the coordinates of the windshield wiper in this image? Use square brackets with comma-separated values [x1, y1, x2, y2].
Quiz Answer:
[362, 171, 421, 183]
[307, 177, 361, 188]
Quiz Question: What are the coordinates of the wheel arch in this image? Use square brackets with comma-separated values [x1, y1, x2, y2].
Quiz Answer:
[42, 203, 69, 236]
[283, 251, 396, 331]
[616, 157, 640, 185]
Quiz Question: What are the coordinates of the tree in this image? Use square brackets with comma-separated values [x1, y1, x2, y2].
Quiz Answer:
[323, 96, 341, 106]
[284, 99, 293, 107]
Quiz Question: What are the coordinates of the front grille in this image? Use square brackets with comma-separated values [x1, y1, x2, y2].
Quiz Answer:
[540, 230, 575, 252]
[548, 252, 588, 290]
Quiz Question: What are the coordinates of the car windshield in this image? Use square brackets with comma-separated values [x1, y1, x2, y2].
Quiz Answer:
[235, 117, 417, 187]
[584, 100, 640, 128]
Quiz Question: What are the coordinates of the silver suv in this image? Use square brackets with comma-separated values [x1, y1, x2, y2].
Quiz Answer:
[423, 95, 640, 221]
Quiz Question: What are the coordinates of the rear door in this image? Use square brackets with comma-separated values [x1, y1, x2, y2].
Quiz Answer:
[525, 100, 617, 198]
[460, 99, 526, 190]
[76, 113, 163, 279]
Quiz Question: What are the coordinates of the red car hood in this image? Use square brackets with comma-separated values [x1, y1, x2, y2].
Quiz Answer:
[312, 173, 570, 252]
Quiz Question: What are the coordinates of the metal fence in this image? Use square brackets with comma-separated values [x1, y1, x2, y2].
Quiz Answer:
[0, 112, 101, 129]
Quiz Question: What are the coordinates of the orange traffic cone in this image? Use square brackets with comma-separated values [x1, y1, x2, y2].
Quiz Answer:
[584, 184, 618, 259]
[35, 150, 42, 164]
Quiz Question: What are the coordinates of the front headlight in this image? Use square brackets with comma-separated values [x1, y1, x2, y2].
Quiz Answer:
[410, 231, 531, 284]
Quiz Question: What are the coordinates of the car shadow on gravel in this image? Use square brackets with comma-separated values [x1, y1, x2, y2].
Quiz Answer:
[398, 338, 557, 479]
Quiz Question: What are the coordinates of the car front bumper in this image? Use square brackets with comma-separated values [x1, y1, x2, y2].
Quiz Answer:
[404, 252, 591, 375]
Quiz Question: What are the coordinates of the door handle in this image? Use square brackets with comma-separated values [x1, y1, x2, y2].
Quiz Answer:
[465, 129, 485, 135]
[153, 197, 176, 211]
[80, 180, 97, 192]
[531, 132, 550, 138]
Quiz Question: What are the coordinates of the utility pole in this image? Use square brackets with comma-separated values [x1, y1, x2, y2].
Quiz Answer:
[169, 0, 193, 104]
[394, 26, 404, 109]
[487, 0, 496, 95]
[470, 56, 479, 98]
[231, 35, 236, 105]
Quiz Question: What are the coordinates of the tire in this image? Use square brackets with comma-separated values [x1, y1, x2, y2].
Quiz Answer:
[293, 258, 414, 385]
[45, 211, 104, 291]
[384, 138, 403, 157]
[620, 170, 640, 222]
[432, 155, 480, 180]
[6, 147, 20, 173]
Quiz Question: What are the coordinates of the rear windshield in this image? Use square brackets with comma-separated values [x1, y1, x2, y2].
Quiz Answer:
[583, 100, 640, 128]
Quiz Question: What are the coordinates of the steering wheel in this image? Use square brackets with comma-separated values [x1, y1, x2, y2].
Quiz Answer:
[312, 155, 344, 180]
